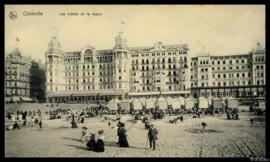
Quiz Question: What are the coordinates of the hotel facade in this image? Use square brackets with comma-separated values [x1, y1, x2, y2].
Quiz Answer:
[5, 48, 46, 102]
[45, 32, 265, 103]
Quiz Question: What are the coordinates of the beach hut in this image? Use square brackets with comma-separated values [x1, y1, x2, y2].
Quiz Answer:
[221, 97, 227, 107]
[226, 97, 238, 109]
[208, 96, 213, 106]
[145, 98, 155, 109]
[212, 98, 223, 109]
[131, 98, 143, 110]
[157, 97, 168, 110]
[107, 98, 120, 111]
[185, 96, 196, 109]
[139, 98, 146, 109]
[119, 99, 130, 110]
[178, 96, 185, 107]
[199, 97, 208, 109]
[167, 97, 180, 109]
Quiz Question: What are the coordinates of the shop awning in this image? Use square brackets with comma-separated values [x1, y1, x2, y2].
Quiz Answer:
[5, 97, 12, 102]
[11, 96, 21, 102]
[20, 97, 32, 101]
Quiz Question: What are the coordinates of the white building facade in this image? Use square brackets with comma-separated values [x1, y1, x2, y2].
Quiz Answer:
[45, 33, 265, 103]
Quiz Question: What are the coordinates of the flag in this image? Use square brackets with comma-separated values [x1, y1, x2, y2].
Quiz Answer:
[16, 37, 20, 42]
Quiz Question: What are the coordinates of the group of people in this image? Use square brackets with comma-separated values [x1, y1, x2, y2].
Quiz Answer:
[81, 128, 105, 152]
[6, 110, 43, 131]
[116, 120, 159, 151]
[117, 121, 129, 147]
[79, 117, 159, 153]
[226, 108, 239, 120]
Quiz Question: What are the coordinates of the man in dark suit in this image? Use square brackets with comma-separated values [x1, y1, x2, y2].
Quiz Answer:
[148, 124, 158, 150]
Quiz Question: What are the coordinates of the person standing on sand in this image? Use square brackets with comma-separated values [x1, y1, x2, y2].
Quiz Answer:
[38, 117, 42, 129]
[116, 121, 122, 144]
[118, 123, 129, 147]
[148, 124, 158, 150]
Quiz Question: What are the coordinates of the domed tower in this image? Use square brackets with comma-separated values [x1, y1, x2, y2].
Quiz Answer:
[112, 32, 130, 94]
[45, 37, 65, 97]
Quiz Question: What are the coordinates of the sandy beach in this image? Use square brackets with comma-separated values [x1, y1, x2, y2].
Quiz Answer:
[4, 104, 265, 157]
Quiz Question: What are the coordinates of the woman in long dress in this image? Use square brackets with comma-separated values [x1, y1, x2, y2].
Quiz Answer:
[86, 133, 96, 151]
[95, 130, 105, 152]
[119, 123, 129, 147]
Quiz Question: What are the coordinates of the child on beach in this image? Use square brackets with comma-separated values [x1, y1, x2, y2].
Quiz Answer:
[81, 127, 88, 143]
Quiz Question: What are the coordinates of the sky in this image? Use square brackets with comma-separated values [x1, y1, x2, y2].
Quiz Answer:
[5, 5, 265, 64]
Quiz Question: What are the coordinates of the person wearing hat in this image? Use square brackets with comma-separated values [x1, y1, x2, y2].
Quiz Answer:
[116, 121, 122, 144]
[94, 130, 105, 152]
[81, 127, 88, 143]
[118, 123, 129, 147]
[148, 124, 158, 150]
[86, 132, 96, 151]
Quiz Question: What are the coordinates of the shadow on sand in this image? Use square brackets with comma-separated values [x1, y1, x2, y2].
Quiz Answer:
[185, 128, 223, 134]
[104, 141, 119, 147]
[62, 137, 82, 142]
[104, 141, 147, 150]
[65, 144, 87, 150]
[126, 119, 140, 124]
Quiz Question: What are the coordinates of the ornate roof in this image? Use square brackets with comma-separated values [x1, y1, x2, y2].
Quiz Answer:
[130, 43, 189, 52]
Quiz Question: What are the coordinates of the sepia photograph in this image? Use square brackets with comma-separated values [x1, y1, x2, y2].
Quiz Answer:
[4, 5, 266, 158]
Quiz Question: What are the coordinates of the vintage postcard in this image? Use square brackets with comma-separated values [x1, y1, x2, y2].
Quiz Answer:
[4, 5, 266, 158]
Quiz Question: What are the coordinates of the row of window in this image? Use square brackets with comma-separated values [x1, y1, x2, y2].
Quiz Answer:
[191, 81, 251, 87]
[256, 65, 264, 70]
[256, 72, 264, 78]
[191, 72, 252, 80]
[5, 89, 29, 96]
[62, 83, 124, 91]
[62, 54, 127, 63]
[132, 51, 187, 58]
[213, 73, 251, 79]
[255, 56, 264, 62]
[191, 58, 251, 66]
[191, 65, 265, 72]
[212, 65, 249, 71]
[63, 68, 125, 78]
[132, 57, 187, 65]
[61, 64, 264, 73]
[191, 80, 265, 87]
[5, 74, 30, 79]
[5, 82, 30, 87]
[138, 85, 186, 91]
[212, 59, 247, 65]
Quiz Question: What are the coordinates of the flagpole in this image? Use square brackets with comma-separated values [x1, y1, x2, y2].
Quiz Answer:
[16, 37, 20, 48]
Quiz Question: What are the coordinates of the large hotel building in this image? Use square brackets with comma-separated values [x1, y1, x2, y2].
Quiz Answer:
[5, 48, 46, 102]
[45, 32, 265, 103]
